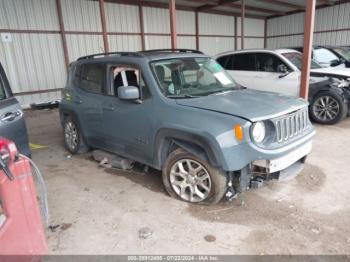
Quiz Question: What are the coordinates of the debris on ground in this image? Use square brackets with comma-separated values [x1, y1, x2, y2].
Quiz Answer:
[311, 228, 321, 235]
[48, 224, 60, 232]
[30, 101, 60, 110]
[83, 187, 90, 192]
[66, 155, 72, 160]
[99, 157, 112, 168]
[29, 143, 48, 150]
[204, 235, 216, 242]
[138, 227, 153, 239]
[92, 150, 133, 170]
[60, 223, 72, 231]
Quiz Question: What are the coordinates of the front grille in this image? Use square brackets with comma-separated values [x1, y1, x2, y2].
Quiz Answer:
[273, 108, 310, 143]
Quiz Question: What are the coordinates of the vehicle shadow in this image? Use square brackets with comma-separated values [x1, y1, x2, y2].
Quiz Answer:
[103, 165, 166, 195]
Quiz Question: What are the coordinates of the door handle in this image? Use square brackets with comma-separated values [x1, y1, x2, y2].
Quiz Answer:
[1, 110, 22, 122]
[73, 99, 83, 104]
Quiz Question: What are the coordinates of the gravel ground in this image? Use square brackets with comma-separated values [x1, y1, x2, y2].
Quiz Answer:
[25, 109, 350, 255]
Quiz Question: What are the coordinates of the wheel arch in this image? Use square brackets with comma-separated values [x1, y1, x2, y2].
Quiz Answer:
[153, 128, 224, 170]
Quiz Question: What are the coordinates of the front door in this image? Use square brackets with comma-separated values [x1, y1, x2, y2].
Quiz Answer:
[253, 53, 299, 96]
[0, 63, 30, 156]
[101, 64, 154, 164]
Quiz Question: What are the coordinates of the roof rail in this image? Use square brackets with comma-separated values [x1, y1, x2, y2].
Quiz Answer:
[77, 52, 144, 61]
[140, 49, 203, 54]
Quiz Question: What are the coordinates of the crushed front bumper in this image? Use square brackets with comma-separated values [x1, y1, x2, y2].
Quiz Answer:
[252, 141, 312, 174]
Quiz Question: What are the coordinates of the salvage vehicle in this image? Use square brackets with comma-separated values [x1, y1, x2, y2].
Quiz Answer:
[59, 49, 315, 204]
[215, 49, 350, 125]
[0, 62, 30, 156]
[290, 46, 350, 68]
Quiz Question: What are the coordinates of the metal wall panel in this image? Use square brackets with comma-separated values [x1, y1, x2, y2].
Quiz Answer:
[178, 36, 196, 49]
[236, 37, 264, 50]
[66, 34, 104, 62]
[237, 17, 265, 37]
[267, 35, 303, 49]
[0, 0, 59, 30]
[105, 3, 140, 33]
[61, 0, 101, 32]
[199, 37, 235, 56]
[145, 35, 171, 50]
[108, 35, 142, 52]
[177, 11, 195, 35]
[143, 7, 170, 34]
[199, 13, 235, 35]
[0, 33, 66, 107]
[267, 2, 350, 48]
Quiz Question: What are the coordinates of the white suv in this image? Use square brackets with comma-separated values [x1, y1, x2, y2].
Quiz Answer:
[215, 49, 350, 124]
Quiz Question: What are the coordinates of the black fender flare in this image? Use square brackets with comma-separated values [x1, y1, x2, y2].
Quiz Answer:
[153, 128, 224, 170]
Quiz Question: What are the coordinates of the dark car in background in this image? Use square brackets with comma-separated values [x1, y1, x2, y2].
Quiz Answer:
[0, 62, 30, 156]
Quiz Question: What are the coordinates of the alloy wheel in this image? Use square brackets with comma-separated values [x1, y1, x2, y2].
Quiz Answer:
[169, 159, 211, 203]
[312, 96, 340, 122]
[65, 121, 79, 151]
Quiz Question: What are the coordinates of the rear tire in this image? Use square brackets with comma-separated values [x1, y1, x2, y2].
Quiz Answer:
[309, 91, 347, 125]
[63, 116, 90, 154]
[162, 148, 227, 204]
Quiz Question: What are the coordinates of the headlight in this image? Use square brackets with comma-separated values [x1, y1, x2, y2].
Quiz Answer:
[251, 121, 266, 143]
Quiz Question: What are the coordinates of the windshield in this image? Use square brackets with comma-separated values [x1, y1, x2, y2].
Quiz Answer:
[333, 48, 350, 61]
[282, 52, 322, 70]
[151, 57, 238, 98]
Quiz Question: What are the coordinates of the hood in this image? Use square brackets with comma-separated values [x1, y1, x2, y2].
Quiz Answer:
[176, 89, 308, 122]
[311, 67, 350, 79]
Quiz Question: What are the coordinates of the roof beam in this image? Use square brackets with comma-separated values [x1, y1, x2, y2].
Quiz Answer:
[197, 0, 240, 12]
[104, 0, 266, 19]
[229, 3, 285, 15]
[254, 0, 305, 10]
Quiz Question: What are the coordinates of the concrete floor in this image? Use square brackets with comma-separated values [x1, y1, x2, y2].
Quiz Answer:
[25, 109, 350, 255]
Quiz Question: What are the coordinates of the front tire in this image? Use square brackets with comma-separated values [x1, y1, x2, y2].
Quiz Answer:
[162, 149, 227, 204]
[310, 91, 347, 125]
[63, 116, 90, 154]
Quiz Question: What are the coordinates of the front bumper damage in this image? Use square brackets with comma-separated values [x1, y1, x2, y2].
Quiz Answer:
[225, 141, 312, 200]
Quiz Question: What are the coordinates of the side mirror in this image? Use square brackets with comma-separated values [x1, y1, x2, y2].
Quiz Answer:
[118, 86, 140, 100]
[330, 59, 341, 67]
[277, 64, 288, 73]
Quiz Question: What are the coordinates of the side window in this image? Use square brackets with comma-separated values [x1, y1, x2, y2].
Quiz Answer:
[216, 56, 229, 69]
[80, 63, 104, 94]
[232, 54, 256, 71]
[0, 79, 6, 101]
[109, 66, 139, 97]
[255, 53, 288, 73]
[109, 65, 150, 99]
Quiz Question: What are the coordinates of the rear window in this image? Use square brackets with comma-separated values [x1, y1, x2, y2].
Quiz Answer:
[79, 63, 105, 94]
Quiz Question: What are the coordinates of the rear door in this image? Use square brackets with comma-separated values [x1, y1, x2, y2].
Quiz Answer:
[71, 62, 105, 147]
[217, 53, 256, 88]
[0, 63, 30, 156]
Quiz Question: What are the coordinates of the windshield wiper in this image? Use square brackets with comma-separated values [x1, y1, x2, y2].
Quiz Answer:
[167, 94, 201, 99]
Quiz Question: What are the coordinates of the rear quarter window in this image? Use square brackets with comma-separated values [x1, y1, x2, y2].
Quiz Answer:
[0, 78, 6, 101]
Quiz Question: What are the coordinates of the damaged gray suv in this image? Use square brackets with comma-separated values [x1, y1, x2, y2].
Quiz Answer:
[59, 49, 315, 204]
